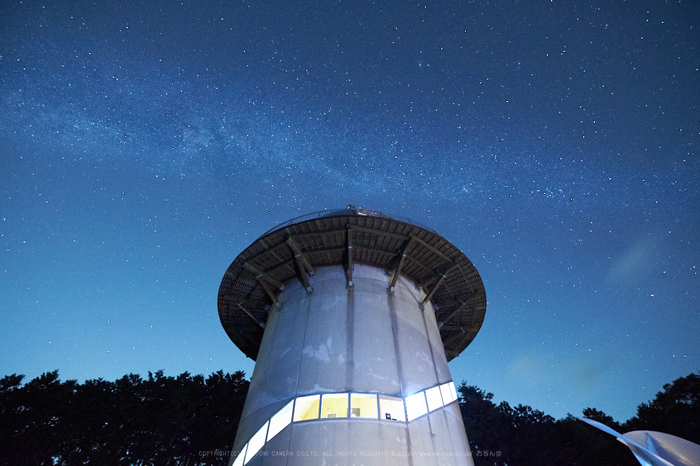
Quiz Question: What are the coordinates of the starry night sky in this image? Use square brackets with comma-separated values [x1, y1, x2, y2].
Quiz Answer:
[1, 0, 698, 422]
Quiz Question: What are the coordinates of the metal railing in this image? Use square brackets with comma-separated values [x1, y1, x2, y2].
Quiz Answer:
[261, 206, 438, 237]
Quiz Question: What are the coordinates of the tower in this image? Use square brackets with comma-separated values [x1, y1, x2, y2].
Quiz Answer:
[218, 206, 486, 465]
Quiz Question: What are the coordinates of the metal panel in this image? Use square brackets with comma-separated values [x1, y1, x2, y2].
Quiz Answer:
[230, 264, 475, 465]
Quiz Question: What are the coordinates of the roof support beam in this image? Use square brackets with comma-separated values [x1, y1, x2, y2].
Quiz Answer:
[405, 255, 436, 276]
[409, 234, 453, 264]
[257, 278, 279, 305]
[421, 272, 447, 308]
[388, 238, 412, 294]
[221, 295, 269, 313]
[437, 297, 475, 328]
[237, 326, 263, 348]
[420, 273, 440, 291]
[439, 324, 467, 331]
[286, 237, 314, 275]
[442, 327, 466, 347]
[435, 292, 480, 312]
[286, 237, 314, 294]
[420, 264, 458, 308]
[348, 224, 409, 241]
[243, 262, 286, 291]
[247, 239, 293, 264]
[236, 303, 266, 329]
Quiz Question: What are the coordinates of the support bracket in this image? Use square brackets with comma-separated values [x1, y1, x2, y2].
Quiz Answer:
[243, 262, 286, 291]
[437, 293, 477, 328]
[236, 302, 266, 329]
[286, 237, 314, 294]
[420, 264, 458, 308]
[388, 237, 412, 294]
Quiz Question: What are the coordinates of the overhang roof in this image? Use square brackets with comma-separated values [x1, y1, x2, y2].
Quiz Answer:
[217, 207, 487, 361]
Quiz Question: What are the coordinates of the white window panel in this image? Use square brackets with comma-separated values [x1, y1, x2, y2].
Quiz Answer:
[379, 394, 406, 422]
[405, 392, 428, 421]
[448, 382, 458, 403]
[232, 444, 247, 466]
[267, 400, 294, 441]
[441, 382, 456, 403]
[425, 386, 444, 412]
[244, 421, 268, 464]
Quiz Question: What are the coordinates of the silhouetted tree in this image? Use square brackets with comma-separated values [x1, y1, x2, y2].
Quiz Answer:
[458, 383, 558, 466]
[458, 382, 638, 466]
[623, 371, 700, 444]
[581, 407, 621, 430]
[2, 370, 697, 466]
[0, 370, 248, 466]
[0, 373, 28, 465]
[551, 413, 637, 466]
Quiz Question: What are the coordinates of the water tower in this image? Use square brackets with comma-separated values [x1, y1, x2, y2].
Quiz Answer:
[217, 206, 486, 466]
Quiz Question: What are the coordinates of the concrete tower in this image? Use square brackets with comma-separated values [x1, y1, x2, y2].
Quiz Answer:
[218, 207, 487, 466]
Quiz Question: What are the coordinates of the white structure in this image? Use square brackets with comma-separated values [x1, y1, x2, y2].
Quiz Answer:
[581, 418, 700, 466]
[218, 208, 487, 465]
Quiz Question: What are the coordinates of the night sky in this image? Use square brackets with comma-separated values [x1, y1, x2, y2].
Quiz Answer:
[1, 0, 698, 423]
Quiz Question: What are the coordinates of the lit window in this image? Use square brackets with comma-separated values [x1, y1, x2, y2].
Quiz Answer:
[405, 392, 428, 421]
[293, 395, 320, 421]
[350, 393, 378, 418]
[321, 393, 349, 418]
[440, 382, 454, 404]
[425, 386, 444, 412]
[232, 444, 247, 466]
[267, 400, 293, 441]
[448, 382, 458, 403]
[379, 394, 406, 422]
[244, 421, 268, 464]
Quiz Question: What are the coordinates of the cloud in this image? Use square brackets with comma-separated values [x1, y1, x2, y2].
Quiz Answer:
[607, 236, 658, 285]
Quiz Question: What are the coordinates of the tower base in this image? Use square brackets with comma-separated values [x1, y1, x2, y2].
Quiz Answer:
[230, 265, 474, 466]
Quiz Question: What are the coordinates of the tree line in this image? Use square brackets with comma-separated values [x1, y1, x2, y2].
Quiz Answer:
[457, 371, 699, 465]
[1, 369, 697, 465]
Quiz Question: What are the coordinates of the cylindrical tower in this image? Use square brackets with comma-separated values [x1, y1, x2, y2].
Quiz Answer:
[218, 207, 486, 466]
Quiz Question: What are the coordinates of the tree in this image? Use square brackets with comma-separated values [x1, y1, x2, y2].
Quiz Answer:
[458, 382, 506, 464]
[458, 381, 637, 466]
[581, 407, 621, 430]
[0, 370, 249, 466]
[2, 370, 697, 466]
[623, 372, 700, 444]
[458, 382, 558, 466]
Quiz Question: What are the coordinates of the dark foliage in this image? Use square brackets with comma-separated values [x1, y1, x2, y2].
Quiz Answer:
[622, 372, 700, 444]
[458, 373, 700, 466]
[1, 370, 697, 466]
[0, 370, 248, 466]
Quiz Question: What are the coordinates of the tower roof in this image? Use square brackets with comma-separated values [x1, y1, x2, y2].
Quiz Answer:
[217, 206, 487, 361]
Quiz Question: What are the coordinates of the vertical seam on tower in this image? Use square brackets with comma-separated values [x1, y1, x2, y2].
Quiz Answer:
[387, 293, 405, 397]
[293, 292, 313, 396]
[422, 305, 443, 386]
[285, 287, 314, 466]
[442, 407, 459, 464]
[346, 288, 354, 392]
[388, 287, 414, 466]
[422, 303, 442, 438]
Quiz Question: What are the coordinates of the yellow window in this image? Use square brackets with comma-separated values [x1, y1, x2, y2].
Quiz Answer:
[350, 393, 378, 418]
[293, 395, 320, 421]
[321, 393, 348, 418]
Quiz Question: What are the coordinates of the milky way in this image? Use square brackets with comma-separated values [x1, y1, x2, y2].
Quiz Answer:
[1, 0, 698, 421]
